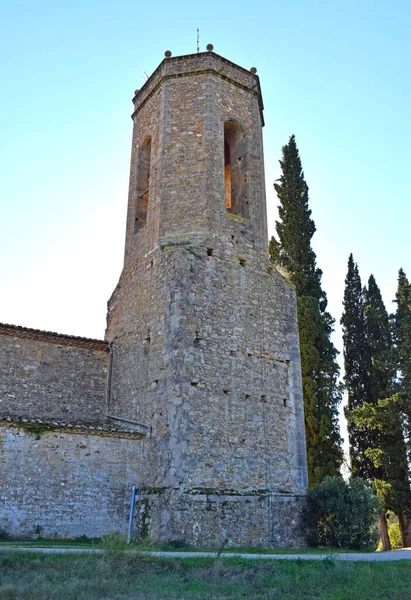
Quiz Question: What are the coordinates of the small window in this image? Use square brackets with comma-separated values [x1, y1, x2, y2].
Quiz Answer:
[135, 135, 151, 232]
[224, 121, 248, 218]
[224, 141, 232, 209]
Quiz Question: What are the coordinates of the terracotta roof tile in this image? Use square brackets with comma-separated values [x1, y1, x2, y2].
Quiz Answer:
[0, 323, 108, 352]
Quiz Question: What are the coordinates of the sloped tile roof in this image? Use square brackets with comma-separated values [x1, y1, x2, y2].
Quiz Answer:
[0, 323, 108, 352]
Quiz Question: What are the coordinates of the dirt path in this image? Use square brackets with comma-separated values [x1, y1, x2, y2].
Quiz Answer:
[0, 546, 410, 561]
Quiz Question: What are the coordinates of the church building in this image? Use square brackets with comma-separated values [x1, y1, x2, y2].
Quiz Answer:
[0, 47, 308, 547]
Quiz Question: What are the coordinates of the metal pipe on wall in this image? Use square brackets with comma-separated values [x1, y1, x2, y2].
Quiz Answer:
[127, 485, 137, 544]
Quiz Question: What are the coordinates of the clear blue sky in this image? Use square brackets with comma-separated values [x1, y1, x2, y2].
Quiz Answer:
[1, 0, 410, 358]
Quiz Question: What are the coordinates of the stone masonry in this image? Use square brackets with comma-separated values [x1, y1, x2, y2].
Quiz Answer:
[0, 325, 108, 424]
[105, 49, 308, 546]
[0, 48, 308, 547]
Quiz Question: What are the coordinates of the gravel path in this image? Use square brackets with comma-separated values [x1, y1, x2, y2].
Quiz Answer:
[0, 546, 410, 561]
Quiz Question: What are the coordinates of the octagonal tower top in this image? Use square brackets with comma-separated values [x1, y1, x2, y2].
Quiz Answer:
[132, 49, 264, 126]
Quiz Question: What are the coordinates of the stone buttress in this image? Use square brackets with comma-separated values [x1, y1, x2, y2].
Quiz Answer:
[106, 49, 308, 547]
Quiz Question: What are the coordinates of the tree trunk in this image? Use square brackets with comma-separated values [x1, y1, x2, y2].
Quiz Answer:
[379, 513, 391, 551]
[398, 513, 411, 548]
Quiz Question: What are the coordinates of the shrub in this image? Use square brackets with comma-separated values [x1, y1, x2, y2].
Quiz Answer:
[376, 516, 402, 551]
[0, 529, 10, 541]
[305, 476, 381, 549]
[388, 522, 402, 549]
[100, 532, 128, 560]
[166, 539, 189, 549]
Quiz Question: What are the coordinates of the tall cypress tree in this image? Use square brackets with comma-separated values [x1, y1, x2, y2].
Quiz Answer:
[394, 269, 411, 438]
[340, 254, 372, 477]
[364, 273, 396, 549]
[269, 135, 342, 487]
[392, 269, 411, 545]
[364, 275, 394, 402]
[346, 266, 411, 548]
[269, 136, 324, 304]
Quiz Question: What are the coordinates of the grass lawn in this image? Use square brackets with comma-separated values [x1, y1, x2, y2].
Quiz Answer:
[0, 551, 410, 599]
[0, 539, 377, 554]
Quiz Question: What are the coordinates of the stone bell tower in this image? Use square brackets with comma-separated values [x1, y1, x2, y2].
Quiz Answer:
[106, 47, 308, 547]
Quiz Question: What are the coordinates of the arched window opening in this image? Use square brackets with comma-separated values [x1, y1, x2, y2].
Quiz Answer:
[224, 121, 248, 218]
[225, 141, 232, 210]
[135, 135, 151, 232]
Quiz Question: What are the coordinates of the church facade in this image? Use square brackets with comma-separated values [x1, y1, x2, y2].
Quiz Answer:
[0, 48, 308, 547]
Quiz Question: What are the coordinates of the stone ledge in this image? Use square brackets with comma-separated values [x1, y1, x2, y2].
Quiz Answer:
[0, 413, 145, 440]
[159, 232, 209, 248]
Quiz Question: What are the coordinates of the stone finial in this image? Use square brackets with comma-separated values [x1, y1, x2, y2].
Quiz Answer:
[250, 67, 257, 74]
[134, 90, 139, 96]
[206, 44, 214, 52]
[165, 50, 172, 58]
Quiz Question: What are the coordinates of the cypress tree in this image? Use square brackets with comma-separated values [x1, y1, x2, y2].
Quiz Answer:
[347, 268, 411, 548]
[364, 275, 394, 402]
[269, 135, 342, 486]
[394, 269, 411, 437]
[340, 255, 373, 477]
[364, 273, 396, 549]
[392, 269, 411, 545]
[269, 136, 324, 304]
[350, 393, 411, 547]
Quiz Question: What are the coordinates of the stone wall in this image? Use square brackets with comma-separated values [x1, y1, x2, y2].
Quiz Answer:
[0, 424, 144, 539]
[0, 423, 305, 546]
[146, 489, 306, 548]
[107, 236, 307, 492]
[0, 325, 108, 423]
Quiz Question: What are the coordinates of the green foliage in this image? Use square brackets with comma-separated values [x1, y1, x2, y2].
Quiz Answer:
[391, 270, 411, 545]
[388, 521, 402, 550]
[306, 476, 381, 549]
[23, 423, 52, 440]
[73, 534, 99, 544]
[364, 275, 394, 402]
[341, 255, 373, 477]
[1, 551, 411, 600]
[166, 539, 190, 549]
[393, 269, 411, 453]
[394, 269, 411, 378]
[350, 395, 411, 519]
[0, 529, 10, 541]
[270, 135, 342, 486]
[100, 532, 128, 560]
[321, 554, 337, 568]
[342, 260, 411, 548]
[376, 518, 402, 551]
[270, 135, 323, 301]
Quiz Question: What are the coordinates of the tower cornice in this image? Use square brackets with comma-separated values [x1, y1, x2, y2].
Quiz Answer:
[131, 51, 264, 126]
